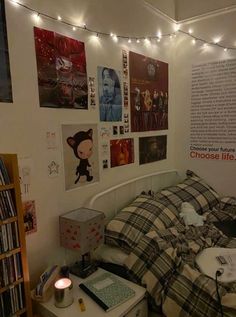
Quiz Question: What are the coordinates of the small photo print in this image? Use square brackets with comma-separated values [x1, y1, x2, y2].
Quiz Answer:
[23, 200, 37, 235]
[102, 159, 108, 169]
[113, 125, 118, 135]
[119, 126, 124, 135]
[139, 135, 167, 165]
[110, 138, 134, 167]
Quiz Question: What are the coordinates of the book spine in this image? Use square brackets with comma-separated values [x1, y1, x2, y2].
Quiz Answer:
[0, 158, 10, 184]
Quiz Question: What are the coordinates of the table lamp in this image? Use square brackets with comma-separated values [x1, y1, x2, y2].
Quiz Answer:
[59, 207, 104, 278]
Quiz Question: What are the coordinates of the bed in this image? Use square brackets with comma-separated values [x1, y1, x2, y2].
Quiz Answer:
[86, 170, 236, 317]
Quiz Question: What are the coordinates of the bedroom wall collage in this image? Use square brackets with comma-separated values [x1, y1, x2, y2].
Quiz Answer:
[1, 0, 236, 282]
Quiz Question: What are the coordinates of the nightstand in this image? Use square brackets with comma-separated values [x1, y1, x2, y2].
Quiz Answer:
[34, 268, 148, 317]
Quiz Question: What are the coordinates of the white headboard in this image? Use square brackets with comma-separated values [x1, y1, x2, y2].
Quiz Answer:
[86, 169, 181, 222]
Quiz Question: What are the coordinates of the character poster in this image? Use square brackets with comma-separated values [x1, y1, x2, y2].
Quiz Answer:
[110, 138, 134, 168]
[62, 124, 99, 190]
[0, 0, 12, 102]
[129, 51, 168, 132]
[34, 27, 88, 109]
[139, 135, 167, 165]
[98, 66, 122, 122]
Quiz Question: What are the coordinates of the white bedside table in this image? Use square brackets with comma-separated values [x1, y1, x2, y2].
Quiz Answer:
[34, 268, 148, 317]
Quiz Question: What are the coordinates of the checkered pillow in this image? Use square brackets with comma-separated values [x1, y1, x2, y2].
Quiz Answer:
[105, 195, 185, 252]
[154, 170, 219, 214]
[219, 196, 236, 210]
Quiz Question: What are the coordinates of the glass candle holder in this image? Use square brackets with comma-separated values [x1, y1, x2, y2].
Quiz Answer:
[54, 278, 73, 308]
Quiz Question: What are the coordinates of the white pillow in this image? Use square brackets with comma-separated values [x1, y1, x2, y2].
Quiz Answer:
[93, 244, 129, 265]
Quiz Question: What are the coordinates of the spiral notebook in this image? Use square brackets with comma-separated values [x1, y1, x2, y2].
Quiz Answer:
[79, 272, 135, 312]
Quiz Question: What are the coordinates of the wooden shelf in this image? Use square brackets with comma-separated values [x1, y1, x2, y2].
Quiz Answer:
[0, 183, 14, 191]
[0, 247, 21, 260]
[0, 215, 18, 225]
[0, 277, 24, 294]
[0, 154, 32, 317]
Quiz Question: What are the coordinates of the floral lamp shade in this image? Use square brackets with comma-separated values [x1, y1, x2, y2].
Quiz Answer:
[59, 208, 104, 255]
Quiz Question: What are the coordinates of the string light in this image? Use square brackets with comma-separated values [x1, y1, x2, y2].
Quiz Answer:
[8, 0, 236, 52]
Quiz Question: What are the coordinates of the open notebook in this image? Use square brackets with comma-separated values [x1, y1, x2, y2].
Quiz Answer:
[79, 272, 135, 312]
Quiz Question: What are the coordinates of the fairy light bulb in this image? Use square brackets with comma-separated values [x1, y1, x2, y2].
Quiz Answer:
[11, 0, 19, 6]
[128, 38, 132, 43]
[72, 26, 76, 31]
[113, 35, 118, 42]
[188, 28, 193, 34]
[174, 24, 180, 32]
[136, 39, 140, 43]
[57, 15, 62, 21]
[214, 37, 220, 44]
[32, 12, 40, 21]
[192, 39, 196, 45]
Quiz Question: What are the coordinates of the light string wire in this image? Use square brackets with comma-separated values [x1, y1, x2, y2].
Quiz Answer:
[9, 0, 236, 51]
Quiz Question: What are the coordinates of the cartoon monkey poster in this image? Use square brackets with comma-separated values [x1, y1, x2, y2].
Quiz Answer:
[62, 124, 99, 190]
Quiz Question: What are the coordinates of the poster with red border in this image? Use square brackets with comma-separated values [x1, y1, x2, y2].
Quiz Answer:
[23, 200, 37, 235]
[110, 138, 134, 167]
[34, 27, 88, 109]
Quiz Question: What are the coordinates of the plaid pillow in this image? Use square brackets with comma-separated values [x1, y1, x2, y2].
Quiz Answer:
[154, 170, 219, 215]
[219, 196, 236, 210]
[105, 195, 185, 252]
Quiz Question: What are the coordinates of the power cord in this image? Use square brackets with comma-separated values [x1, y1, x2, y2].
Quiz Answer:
[215, 269, 224, 317]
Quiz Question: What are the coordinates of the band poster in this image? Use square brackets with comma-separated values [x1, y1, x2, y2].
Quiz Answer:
[62, 124, 99, 190]
[0, 0, 12, 102]
[34, 27, 88, 109]
[129, 51, 168, 132]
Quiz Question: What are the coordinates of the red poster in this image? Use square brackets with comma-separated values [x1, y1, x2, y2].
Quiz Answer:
[129, 51, 168, 132]
[34, 27, 88, 109]
[110, 138, 134, 167]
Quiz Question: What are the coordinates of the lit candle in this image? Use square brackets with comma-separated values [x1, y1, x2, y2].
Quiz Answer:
[55, 278, 72, 289]
[54, 278, 73, 308]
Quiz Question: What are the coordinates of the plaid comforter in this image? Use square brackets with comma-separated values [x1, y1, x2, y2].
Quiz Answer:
[124, 215, 236, 317]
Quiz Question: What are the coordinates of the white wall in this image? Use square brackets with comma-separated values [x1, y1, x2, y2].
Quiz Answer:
[1, 0, 176, 283]
[175, 0, 236, 20]
[144, 0, 176, 19]
[3, 0, 236, 285]
[173, 10, 236, 196]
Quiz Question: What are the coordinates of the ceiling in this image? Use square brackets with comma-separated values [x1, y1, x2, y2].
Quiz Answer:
[145, 0, 236, 21]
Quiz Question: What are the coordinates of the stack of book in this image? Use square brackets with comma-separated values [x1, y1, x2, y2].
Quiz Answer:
[0, 221, 19, 253]
[0, 158, 10, 185]
[0, 283, 24, 316]
[0, 253, 22, 288]
[0, 157, 16, 220]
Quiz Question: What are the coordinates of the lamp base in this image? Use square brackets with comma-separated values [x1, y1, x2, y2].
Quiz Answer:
[69, 261, 98, 279]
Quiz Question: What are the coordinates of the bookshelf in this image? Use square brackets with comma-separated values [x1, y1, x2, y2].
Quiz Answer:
[0, 154, 32, 317]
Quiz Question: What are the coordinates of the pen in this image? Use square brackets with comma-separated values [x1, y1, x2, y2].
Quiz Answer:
[78, 298, 86, 312]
